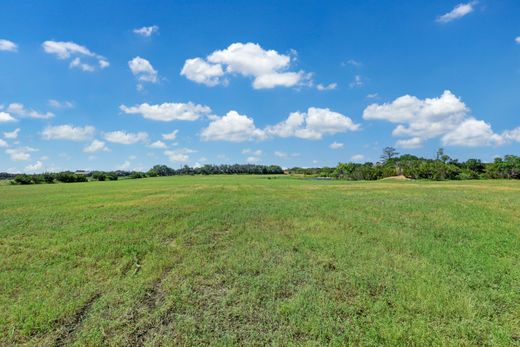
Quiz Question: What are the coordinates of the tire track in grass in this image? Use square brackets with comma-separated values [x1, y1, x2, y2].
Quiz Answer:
[53, 292, 101, 347]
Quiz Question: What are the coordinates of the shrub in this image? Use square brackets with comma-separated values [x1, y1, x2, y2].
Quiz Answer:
[14, 174, 33, 185]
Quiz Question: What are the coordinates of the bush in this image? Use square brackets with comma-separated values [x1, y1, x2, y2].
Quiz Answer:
[130, 172, 146, 179]
[14, 174, 33, 185]
[42, 173, 55, 184]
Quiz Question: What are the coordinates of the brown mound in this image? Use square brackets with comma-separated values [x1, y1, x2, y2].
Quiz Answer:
[381, 175, 411, 180]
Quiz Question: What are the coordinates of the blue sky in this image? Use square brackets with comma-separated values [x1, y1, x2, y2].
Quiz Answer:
[1, 0, 520, 172]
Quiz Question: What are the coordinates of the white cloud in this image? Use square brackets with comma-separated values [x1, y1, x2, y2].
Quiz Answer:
[7, 103, 54, 119]
[4, 128, 20, 139]
[25, 161, 43, 172]
[180, 58, 225, 87]
[503, 127, 520, 142]
[83, 139, 109, 153]
[118, 160, 131, 170]
[349, 75, 364, 89]
[69, 58, 95, 72]
[316, 83, 337, 91]
[274, 151, 287, 158]
[396, 137, 423, 149]
[48, 99, 74, 109]
[351, 154, 365, 162]
[181, 42, 312, 89]
[343, 59, 362, 68]
[104, 131, 148, 145]
[437, 2, 476, 23]
[42, 124, 95, 141]
[0, 39, 17, 52]
[164, 148, 195, 163]
[148, 140, 167, 149]
[5, 147, 36, 161]
[42, 40, 109, 71]
[329, 142, 344, 150]
[366, 93, 379, 99]
[162, 130, 178, 140]
[0, 112, 17, 123]
[516, 37, 520, 44]
[0, 139, 8, 148]
[442, 119, 504, 147]
[246, 156, 260, 163]
[267, 107, 360, 140]
[128, 57, 159, 89]
[201, 110, 267, 142]
[120, 102, 211, 122]
[242, 148, 262, 156]
[363, 90, 509, 148]
[133, 25, 159, 37]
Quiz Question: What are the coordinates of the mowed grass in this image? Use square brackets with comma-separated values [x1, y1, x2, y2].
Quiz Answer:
[1, 176, 520, 346]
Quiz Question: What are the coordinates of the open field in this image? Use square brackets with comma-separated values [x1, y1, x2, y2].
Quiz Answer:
[1, 176, 520, 346]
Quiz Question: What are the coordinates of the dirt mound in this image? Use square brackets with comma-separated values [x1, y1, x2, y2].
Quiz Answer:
[381, 175, 411, 180]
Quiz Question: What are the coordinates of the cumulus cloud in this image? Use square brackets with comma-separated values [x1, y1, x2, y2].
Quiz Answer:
[317, 83, 337, 91]
[7, 103, 54, 119]
[42, 124, 95, 141]
[164, 148, 195, 162]
[363, 90, 511, 148]
[148, 140, 167, 149]
[396, 137, 423, 149]
[0, 112, 17, 123]
[128, 57, 159, 89]
[3, 128, 20, 139]
[133, 25, 159, 37]
[104, 131, 148, 144]
[442, 119, 504, 147]
[516, 37, 520, 44]
[25, 161, 43, 172]
[0, 39, 17, 52]
[503, 127, 520, 142]
[329, 142, 344, 149]
[201, 110, 267, 142]
[42, 40, 109, 71]
[437, 2, 476, 23]
[48, 99, 74, 109]
[181, 42, 312, 89]
[181, 58, 225, 87]
[162, 130, 178, 140]
[120, 102, 211, 122]
[0, 139, 8, 147]
[5, 147, 37, 161]
[266, 107, 360, 140]
[83, 139, 109, 153]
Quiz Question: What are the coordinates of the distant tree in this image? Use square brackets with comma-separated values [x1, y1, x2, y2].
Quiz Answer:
[380, 146, 399, 163]
[436, 148, 450, 163]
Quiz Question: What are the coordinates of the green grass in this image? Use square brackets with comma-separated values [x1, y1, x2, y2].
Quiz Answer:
[1, 176, 520, 346]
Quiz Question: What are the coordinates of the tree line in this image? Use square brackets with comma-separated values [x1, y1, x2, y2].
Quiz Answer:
[287, 147, 520, 181]
[4, 164, 284, 185]
[3, 149, 520, 185]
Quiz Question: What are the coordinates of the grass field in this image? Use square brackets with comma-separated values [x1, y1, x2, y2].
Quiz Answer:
[1, 176, 520, 346]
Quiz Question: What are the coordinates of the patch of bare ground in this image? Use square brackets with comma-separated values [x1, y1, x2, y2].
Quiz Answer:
[381, 175, 410, 180]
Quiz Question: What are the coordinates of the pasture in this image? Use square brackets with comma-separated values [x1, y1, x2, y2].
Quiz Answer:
[1, 176, 519, 346]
